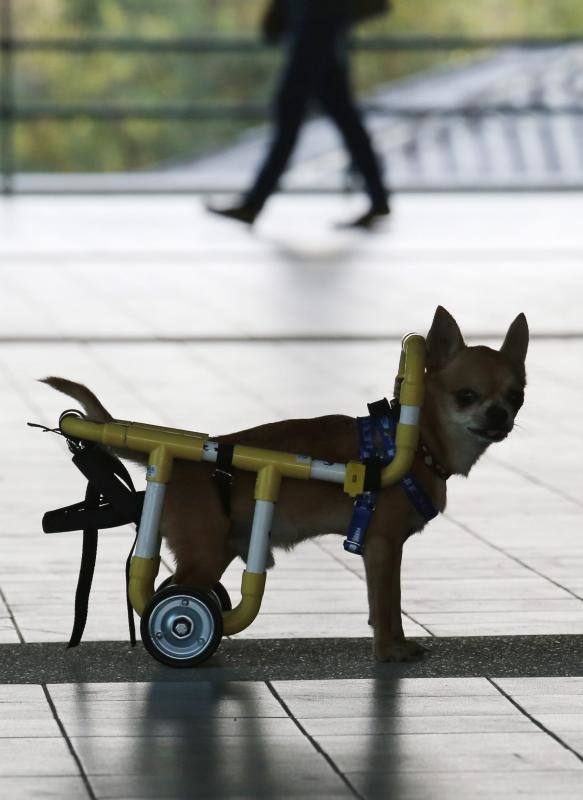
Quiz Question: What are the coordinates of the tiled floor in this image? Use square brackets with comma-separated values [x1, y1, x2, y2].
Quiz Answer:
[0, 193, 582, 797]
[1, 678, 583, 799]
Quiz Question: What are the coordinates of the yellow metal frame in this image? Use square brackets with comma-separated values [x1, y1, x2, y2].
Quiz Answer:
[58, 333, 426, 636]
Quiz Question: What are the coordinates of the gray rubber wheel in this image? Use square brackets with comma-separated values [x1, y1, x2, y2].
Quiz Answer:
[156, 576, 232, 611]
[140, 585, 223, 668]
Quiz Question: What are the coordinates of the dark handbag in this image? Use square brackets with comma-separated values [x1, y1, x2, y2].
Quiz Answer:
[260, 0, 391, 43]
[349, 0, 392, 26]
[261, 0, 287, 44]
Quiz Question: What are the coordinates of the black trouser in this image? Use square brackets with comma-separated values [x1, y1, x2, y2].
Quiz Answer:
[245, 20, 388, 210]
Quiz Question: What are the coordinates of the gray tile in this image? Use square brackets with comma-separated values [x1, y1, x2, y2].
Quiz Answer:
[49, 682, 286, 724]
[403, 578, 570, 601]
[0, 777, 90, 800]
[317, 731, 582, 773]
[0, 738, 79, 777]
[48, 680, 274, 703]
[61, 716, 299, 739]
[499, 695, 583, 715]
[413, 612, 583, 637]
[90, 774, 352, 799]
[0, 702, 57, 721]
[54, 695, 286, 721]
[537, 715, 583, 733]
[302, 714, 535, 736]
[347, 770, 583, 799]
[549, 732, 583, 757]
[274, 678, 498, 697]
[260, 588, 368, 614]
[0, 685, 46, 702]
[0, 619, 20, 644]
[237, 613, 426, 639]
[496, 677, 583, 696]
[0, 717, 61, 738]
[275, 694, 516, 719]
[72, 734, 351, 798]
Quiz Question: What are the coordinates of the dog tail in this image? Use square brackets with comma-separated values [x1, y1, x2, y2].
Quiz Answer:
[40, 377, 114, 423]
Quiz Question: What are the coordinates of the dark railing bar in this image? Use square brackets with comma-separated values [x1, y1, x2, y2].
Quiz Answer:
[0, 0, 14, 194]
[9, 184, 583, 197]
[1, 34, 583, 54]
[7, 103, 583, 122]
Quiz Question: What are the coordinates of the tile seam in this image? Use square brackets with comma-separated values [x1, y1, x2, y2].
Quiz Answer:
[487, 677, 583, 765]
[314, 541, 435, 637]
[0, 586, 25, 645]
[265, 680, 366, 800]
[41, 684, 97, 800]
[445, 515, 583, 604]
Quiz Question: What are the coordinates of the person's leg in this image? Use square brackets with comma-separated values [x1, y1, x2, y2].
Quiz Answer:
[208, 27, 316, 224]
[316, 35, 390, 225]
[242, 54, 311, 212]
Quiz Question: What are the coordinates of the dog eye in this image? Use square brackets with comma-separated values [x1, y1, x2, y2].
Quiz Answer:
[454, 388, 479, 406]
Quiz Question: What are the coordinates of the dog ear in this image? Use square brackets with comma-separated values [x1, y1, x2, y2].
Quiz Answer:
[500, 313, 529, 368]
[426, 306, 465, 369]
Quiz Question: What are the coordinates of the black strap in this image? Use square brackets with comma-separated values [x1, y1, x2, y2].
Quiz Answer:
[72, 448, 140, 522]
[363, 457, 383, 491]
[125, 530, 138, 647]
[367, 397, 393, 419]
[213, 443, 234, 517]
[67, 480, 100, 648]
[43, 494, 144, 534]
[60, 445, 142, 649]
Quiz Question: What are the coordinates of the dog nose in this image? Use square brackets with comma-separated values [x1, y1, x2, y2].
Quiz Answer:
[485, 405, 508, 427]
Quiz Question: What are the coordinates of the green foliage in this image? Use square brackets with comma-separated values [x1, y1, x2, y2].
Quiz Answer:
[8, 0, 583, 173]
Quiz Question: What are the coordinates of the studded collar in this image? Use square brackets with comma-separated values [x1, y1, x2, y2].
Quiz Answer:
[419, 440, 451, 481]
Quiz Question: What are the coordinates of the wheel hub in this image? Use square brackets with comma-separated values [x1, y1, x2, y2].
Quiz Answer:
[171, 616, 193, 638]
[148, 593, 215, 661]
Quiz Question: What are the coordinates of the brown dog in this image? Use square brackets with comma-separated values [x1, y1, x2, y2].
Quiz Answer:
[43, 306, 528, 662]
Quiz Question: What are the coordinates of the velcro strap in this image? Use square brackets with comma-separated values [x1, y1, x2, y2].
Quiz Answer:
[363, 457, 383, 491]
[367, 398, 392, 419]
[213, 443, 234, 517]
[43, 494, 145, 534]
[72, 447, 140, 523]
[56, 444, 143, 649]
[67, 481, 100, 649]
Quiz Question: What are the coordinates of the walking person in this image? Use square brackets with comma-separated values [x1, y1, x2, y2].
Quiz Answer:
[209, 0, 391, 228]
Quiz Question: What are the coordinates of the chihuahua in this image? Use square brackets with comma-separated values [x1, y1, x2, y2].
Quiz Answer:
[43, 306, 528, 662]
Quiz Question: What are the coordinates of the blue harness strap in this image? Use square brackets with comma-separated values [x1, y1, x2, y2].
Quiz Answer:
[343, 411, 439, 556]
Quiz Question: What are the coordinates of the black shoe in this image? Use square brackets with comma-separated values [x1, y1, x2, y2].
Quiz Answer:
[206, 202, 259, 225]
[338, 203, 391, 230]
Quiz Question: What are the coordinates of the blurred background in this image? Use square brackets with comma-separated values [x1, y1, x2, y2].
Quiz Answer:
[3, 0, 583, 192]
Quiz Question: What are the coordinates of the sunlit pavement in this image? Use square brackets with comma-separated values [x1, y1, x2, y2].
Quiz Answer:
[0, 193, 582, 797]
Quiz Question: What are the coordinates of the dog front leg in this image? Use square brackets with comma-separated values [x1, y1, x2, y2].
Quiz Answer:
[364, 534, 419, 663]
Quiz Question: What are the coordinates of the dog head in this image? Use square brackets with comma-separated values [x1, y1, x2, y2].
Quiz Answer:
[423, 306, 528, 475]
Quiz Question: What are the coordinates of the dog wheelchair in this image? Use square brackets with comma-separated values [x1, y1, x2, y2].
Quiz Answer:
[41, 334, 426, 668]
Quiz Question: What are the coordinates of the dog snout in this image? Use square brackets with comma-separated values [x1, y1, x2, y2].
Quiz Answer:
[485, 404, 509, 428]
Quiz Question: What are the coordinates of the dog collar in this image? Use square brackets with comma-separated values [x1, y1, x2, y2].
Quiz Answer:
[368, 397, 450, 481]
[419, 441, 451, 481]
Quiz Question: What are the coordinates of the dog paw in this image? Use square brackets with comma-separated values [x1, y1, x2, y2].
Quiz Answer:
[401, 639, 428, 658]
[373, 638, 427, 663]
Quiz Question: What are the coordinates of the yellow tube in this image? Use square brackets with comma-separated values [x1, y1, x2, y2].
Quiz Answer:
[380, 333, 426, 486]
[222, 570, 266, 635]
[380, 423, 420, 487]
[399, 333, 426, 407]
[254, 464, 282, 502]
[128, 555, 160, 616]
[233, 446, 311, 481]
[59, 415, 207, 464]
